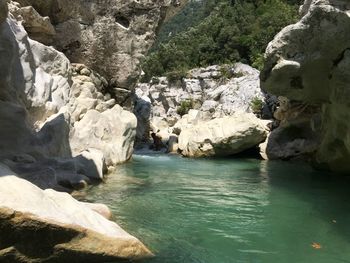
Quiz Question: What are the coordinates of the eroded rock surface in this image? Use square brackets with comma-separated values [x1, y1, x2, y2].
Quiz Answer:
[178, 113, 268, 157]
[261, 0, 350, 172]
[0, 164, 152, 262]
[0, 0, 183, 260]
[16, 0, 188, 104]
[0, 5, 137, 190]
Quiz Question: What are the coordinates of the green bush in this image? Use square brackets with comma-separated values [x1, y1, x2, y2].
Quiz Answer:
[166, 69, 188, 83]
[177, 100, 194, 116]
[250, 96, 264, 114]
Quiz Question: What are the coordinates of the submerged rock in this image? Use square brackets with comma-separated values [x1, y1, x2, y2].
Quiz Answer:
[0, 164, 152, 262]
[178, 113, 268, 157]
[261, 0, 350, 171]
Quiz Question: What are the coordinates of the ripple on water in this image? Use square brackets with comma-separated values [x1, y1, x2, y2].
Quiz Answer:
[87, 154, 350, 263]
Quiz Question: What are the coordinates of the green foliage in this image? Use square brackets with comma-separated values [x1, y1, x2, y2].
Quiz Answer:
[250, 96, 264, 114]
[152, 0, 215, 50]
[142, 0, 299, 81]
[166, 68, 188, 83]
[177, 100, 194, 116]
[220, 65, 234, 79]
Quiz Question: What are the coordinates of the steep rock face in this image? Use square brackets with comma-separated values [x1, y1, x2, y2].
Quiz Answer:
[0, 165, 152, 262]
[1, 3, 71, 126]
[0, 3, 151, 259]
[9, 2, 56, 45]
[0, 3, 136, 190]
[0, 0, 7, 22]
[261, 0, 350, 172]
[16, 0, 188, 104]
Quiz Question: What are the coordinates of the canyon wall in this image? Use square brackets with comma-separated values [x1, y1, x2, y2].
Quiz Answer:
[0, 0, 184, 260]
[261, 0, 350, 172]
[15, 0, 188, 104]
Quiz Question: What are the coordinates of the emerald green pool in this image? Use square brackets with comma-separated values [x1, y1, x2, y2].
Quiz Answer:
[87, 154, 350, 263]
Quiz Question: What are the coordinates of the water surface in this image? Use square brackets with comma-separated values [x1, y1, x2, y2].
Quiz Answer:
[87, 154, 350, 263]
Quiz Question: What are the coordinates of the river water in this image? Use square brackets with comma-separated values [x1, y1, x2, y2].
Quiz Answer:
[87, 154, 350, 263]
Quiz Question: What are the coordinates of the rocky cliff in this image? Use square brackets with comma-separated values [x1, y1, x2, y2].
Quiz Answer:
[261, 0, 350, 172]
[1, 2, 136, 189]
[0, 0, 181, 261]
[14, 0, 188, 104]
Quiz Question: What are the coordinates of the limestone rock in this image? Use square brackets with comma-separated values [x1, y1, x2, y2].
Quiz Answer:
[134, 63, 265, 144]
[167, 134, 179, 153]
[0, 165, 152, 262]
[9, 4, 55, 45]
[74, 148, 106, 180]
[0, 8, 138, 190]
[70, 105, 137, 166]
[261, 0, 350, 172]
[17, 0, 188, 102]
[178, 113, 268, 157]
[0, 12, 71, 125]
[82, 202, 113, 220]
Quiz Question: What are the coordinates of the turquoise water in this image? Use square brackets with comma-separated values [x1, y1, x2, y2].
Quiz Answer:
[87, 154, 350, 263]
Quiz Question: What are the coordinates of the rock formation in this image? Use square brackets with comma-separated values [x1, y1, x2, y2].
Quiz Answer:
[0, 6, 137, 189]
[0, 0, 182, 259]
[178, 113, 268, 157]
[261, 0, 350, 172]
[135, 63, 270, 155]
[15, 0, 188, 104]
[0, 164, 152, 262]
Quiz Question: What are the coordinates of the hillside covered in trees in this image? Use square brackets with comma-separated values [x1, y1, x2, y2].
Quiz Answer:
[142, 0, 301, 82]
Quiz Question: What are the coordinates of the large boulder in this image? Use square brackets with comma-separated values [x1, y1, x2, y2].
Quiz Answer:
[261, 0, 350, 172]
[70, 105, 137, 167]
[0, 164, 152, 262]
[178, 113, 268, 157]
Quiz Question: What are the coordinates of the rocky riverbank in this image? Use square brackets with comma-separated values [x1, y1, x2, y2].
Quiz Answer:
[134, 63, 273, 157]
[135, 0, 350, 174]
[1, 0, 350, 261]
[0, 0, 187, 261]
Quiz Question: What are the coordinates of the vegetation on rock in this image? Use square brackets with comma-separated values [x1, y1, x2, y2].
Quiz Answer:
[250, 96, 264, 114]
[177, 100, 195, 116]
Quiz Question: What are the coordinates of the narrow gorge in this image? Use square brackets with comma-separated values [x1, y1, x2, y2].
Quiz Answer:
[0, 0, 349, 262]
